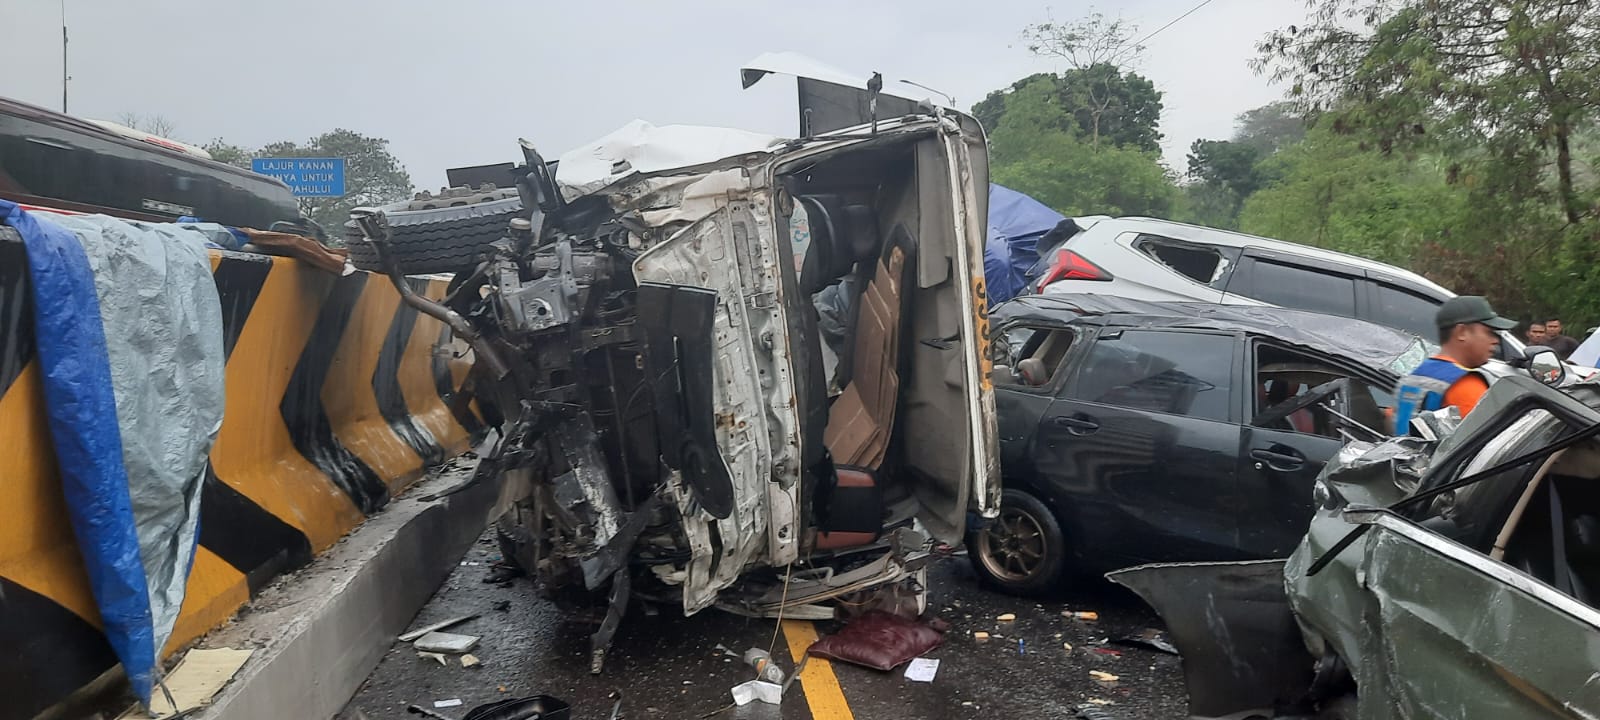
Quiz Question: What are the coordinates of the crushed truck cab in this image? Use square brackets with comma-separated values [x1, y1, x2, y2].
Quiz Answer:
[350, 106, 998, 670]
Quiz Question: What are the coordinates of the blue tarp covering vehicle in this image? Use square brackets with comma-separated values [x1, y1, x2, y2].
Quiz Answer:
[983, 184, 1064, 305]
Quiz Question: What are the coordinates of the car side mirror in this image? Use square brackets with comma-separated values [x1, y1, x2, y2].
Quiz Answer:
[1523, 346, 1567, 386]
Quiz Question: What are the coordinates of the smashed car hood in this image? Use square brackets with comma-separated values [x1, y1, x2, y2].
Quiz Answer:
[554, 120, 785, 201]
[1292, 510, 1600, 720]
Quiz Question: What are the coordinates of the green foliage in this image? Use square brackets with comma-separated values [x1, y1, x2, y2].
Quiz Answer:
[1249, 0, 1600, 327]
[975, 66, 1164, 153]
[201, 140, 252, 169]
[1183, 139, 1267, 227]
[986, 76, 1176, 217]
[1232, 101, 1306, 156]
[1238, 127, 1464, 267]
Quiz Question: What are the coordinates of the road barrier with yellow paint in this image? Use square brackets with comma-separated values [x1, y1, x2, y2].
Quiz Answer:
[0, 239, 481, 719]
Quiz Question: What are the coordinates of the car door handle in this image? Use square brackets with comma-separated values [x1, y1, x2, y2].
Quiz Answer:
[1051, 414, 1100, 435]
[1251, 448, 1305, 471]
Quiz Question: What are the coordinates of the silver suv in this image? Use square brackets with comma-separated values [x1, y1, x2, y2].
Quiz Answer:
[1032, 216, 1529, 358]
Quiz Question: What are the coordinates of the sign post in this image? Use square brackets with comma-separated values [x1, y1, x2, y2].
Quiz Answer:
[250, 158, 346, 197]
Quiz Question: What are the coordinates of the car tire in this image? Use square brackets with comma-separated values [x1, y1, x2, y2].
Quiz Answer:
[966, 488, 1067, 595]
[344, 196, 523, 274]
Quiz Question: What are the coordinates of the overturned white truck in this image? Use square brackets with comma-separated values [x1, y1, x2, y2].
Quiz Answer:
[349, 71, 999, 670]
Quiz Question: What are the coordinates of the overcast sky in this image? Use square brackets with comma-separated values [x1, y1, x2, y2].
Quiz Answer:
[1, 0, 1309, 190]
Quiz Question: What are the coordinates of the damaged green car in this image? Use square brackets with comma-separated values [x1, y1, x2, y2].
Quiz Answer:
[1113, 367, 1600, 719]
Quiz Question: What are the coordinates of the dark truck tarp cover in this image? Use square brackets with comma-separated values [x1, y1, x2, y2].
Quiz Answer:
[983, 184, 1064, 305]
[995, 293, 1430, 377]
[0, 200, 223, 706]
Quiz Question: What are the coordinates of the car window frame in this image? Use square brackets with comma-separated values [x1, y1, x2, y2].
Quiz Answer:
[1226, 252, 1362, 319]
[1246, 338, 1394, 440]
[991, 320, 1083, 397]
[1361, 279, 1446, 341]
[1061, 326, 1243, 424]
[1131, 233, 1242, 291]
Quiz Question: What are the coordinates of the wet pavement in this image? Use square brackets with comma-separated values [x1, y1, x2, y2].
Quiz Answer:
[339, 533, 1188, 720]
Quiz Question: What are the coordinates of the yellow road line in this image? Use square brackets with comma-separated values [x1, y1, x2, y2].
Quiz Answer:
[781, 619, 855, 720]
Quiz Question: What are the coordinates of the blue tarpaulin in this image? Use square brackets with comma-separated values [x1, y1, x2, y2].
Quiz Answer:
[1, 200, 224, 706]
[985, 184, 1064, 304]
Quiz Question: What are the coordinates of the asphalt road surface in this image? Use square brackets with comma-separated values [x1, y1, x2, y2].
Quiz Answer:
[340, 533, 1188, 720]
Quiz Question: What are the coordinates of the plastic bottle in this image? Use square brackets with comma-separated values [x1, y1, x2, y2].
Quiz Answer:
[742, 648, 786, 684]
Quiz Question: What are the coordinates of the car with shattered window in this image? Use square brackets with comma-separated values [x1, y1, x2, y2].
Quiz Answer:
[968, 293, 1429, 594]
[345, 70, 999, 671]
[1028, 216, 1545, 366]
[1112, 360, 1600, 719]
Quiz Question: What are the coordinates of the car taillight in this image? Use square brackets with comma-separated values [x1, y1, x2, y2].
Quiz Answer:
[1037, 249, 1113, 290]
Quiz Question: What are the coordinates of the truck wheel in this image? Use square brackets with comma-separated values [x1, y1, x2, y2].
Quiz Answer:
[344, 197, 523, 274]
[966, 488, 1067, 595]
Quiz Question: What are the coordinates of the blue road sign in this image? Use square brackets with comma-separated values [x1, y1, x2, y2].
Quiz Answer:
[251, 157, 346, 197]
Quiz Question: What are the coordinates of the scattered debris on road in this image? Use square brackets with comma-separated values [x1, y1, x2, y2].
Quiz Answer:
[729, 680, 782, 706]
[1112, 628, 1178, 655]
[1076, 702, 1121, 720]
[414, 631, 481, 654]
[741, 647, 786, 683]
[808, 611, 946, 671]
[116, 647, 253, 719]
[904, 657, 940, 682]
[1089, 670, 1119, 690]
[399, 615, 480, 642]
[460, 654, 482, 669]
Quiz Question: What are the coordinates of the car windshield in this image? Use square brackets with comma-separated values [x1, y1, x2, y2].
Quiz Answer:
[1391, 337, 1437, 376]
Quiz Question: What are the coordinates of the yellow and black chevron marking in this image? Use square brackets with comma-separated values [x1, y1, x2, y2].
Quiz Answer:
[0, 243, 481, 720]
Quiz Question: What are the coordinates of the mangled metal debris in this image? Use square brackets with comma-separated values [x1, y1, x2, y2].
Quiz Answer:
[348, 68, 999, 672]
[1116, 375, 1600, 718]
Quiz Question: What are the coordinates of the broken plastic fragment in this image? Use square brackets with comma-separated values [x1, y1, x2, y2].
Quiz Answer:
[414, 631, 480, 654]
[1089, 670, 1120, 689]
[461, 654, 481, 668]
[730, 680, 783, 706]
[903, 657, 939, 682]
[418, 652, 449, 666]
[997, 613, 1016, 622]
[398, 614, 478, 642]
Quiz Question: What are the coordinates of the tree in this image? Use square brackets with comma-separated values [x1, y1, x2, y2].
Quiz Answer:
[987, 77, 1177, 218]
[1015, 11, 1161, 150]
[115, 112, 179, 139]
[1179, 139, 1268, 229]
[1188, 140, 1266, 196]
[201, 140, 252, 169]
[973, 67, 1165, 153]
[1231, 101, 1307, 156]
[1257, 0, 1600, 225]
[251, 129, 413, 231]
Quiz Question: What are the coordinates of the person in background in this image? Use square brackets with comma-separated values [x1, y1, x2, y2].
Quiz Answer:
[1392, 296, 1514, 434]
[1545, 316, 1580, 359]
[1526, 321, 1548, 346]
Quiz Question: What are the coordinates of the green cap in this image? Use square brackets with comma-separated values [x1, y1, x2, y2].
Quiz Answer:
[1436, 295, 1516, 331]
